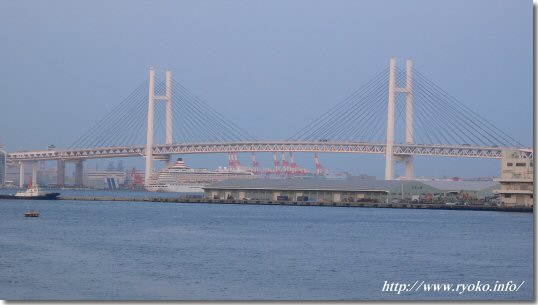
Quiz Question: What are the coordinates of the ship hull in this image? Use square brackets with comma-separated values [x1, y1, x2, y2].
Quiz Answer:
[0, 193, 61, 200]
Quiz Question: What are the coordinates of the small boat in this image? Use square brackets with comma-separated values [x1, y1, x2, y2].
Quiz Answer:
[0, 181, 60, 200]
[24, 211, 40, 217]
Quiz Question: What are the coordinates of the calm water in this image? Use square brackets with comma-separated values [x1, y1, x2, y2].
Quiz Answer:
[0, 188, 187, 199]
[0, 199, 533, 300]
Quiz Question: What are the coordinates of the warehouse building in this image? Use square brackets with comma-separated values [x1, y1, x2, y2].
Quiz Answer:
[420, 180, 499, 200]
[203, 179, 499, 204]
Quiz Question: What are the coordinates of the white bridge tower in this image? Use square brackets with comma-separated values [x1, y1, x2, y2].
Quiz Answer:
[385, 58, 414, 180]
[145, 67, 173, 186]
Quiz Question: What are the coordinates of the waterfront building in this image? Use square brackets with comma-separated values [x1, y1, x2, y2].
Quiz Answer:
[420, 181, 499, 200]
[86, 171, 126, 189]
[494, 151, 534, 207]
[203, 179, 499, 204]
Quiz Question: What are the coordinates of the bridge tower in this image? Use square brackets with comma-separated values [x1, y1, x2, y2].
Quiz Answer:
[145, 67, 173, 186]
[385, 58, 414, 180]
[18, 161, 25, 187]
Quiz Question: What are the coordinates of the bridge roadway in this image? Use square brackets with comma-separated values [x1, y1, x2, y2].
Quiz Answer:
[6, 141, 533, 162]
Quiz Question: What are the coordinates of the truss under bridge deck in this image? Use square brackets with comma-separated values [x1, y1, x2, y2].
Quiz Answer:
[6, 141, 533, 163]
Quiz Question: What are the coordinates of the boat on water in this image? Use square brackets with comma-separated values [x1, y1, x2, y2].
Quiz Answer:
[146, 158, 259, 193]
[0, 182, 60, 200]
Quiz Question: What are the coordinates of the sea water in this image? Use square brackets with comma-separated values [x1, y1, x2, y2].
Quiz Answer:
[0, 199, 533, 300]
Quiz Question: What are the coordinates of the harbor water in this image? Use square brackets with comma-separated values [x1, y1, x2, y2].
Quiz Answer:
[0, 197, 533, 300]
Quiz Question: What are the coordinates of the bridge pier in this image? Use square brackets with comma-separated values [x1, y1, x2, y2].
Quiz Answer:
[405, 156, 414, 180]
[19, 161, 25, 188]
[57, 159, 65, 187]
[32, 162, 38, 186]
[74, 159, 84, 187]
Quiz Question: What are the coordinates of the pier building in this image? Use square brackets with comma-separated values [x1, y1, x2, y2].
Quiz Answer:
[203, 179, 498, 204]
[494, 151, 534, 207]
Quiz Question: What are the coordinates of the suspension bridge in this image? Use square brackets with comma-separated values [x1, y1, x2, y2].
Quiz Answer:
[5, 58, 533, 187]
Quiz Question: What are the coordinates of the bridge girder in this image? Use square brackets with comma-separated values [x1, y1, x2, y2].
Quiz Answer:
[6, 142, 533, 162]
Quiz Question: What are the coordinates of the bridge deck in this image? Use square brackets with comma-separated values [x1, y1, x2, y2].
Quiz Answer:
[6, 141, 533, 162]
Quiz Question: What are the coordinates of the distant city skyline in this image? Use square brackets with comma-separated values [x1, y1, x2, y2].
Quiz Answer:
[0, 0, 532, 178]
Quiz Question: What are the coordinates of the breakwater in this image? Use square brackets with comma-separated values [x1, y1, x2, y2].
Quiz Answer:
[58, 196, 533, 213]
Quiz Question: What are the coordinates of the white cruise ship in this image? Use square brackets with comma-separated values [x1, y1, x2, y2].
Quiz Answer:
[146, 158, 258, 193]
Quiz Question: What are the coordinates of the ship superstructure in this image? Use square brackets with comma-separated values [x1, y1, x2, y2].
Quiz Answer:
[146, 158, 258, 193]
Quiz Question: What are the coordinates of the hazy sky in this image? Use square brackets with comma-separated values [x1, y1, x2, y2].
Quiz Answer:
[0, 0, 532, 178]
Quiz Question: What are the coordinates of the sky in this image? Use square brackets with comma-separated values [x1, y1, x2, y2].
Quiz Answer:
[0, 0, 533, 179]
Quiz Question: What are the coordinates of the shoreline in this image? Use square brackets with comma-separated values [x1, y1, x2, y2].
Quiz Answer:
[56, 196, 533, 213]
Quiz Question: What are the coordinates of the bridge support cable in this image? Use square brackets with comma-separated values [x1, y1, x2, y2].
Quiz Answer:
[288, 68, 390, 142]
[411, 69, 521, 147]
[329, 74, 392, 141]
[411, 69, 520, 147]
[405, 94, 439, 145]
[168, 79, 256, 143]
[413, 82, 480, 146]
[412, 73, 494, 146]
[310, 72, 389, 141]
[287, 65, 409, 144]
[69, 80, 149, 149]
[288, 64, 524, 148]
[69, 71, 256, 151]
[351, 69, 409, 142]
[403, 68, 476, 146]
[104, 94, 150, 147]
[288, 68, 394, 142]
[84, 94, 149, 148]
